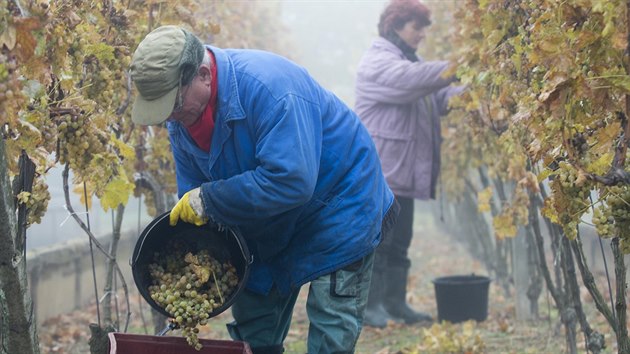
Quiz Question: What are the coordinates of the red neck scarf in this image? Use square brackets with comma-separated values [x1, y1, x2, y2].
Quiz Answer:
[186, 49, 218, 153]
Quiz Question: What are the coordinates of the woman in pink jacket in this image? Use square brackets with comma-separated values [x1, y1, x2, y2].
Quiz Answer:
[355, 0, 463, 328]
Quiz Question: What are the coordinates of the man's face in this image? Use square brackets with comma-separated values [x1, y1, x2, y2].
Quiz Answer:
[395, 20, 427, 50]
[168, 67, 212, 127]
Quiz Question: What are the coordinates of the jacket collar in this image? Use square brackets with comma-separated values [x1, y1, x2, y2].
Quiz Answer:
[372, 37, 403, 55]
[372, 37, 425, 62]
[168, 46, 247, 162]
[206, 45, 246, 123]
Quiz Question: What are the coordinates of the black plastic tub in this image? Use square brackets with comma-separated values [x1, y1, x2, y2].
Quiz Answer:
[131, 211, 251, 319]
[432, 274, 491, 323]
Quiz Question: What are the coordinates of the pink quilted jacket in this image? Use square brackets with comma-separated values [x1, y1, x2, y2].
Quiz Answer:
[355, 37, 463, 199]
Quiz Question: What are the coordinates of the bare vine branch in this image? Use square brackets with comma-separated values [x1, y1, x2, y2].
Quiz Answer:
[570, 232, 616, 328]
[61, 164, 131, 332]
[586, 167, 630, 186]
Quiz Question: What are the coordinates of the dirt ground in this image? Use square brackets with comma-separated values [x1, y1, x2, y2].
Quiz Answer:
[38, 208, 621, 354]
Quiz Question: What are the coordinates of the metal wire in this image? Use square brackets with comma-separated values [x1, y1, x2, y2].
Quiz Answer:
[84, 182, 101, 327]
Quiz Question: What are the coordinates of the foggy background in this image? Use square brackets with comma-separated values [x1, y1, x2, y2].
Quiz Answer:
[281, 0, 388, 105]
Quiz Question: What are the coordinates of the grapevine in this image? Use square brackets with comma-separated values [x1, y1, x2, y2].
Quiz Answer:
[442, 0, 630, 352]
[442, 0, 630, 243]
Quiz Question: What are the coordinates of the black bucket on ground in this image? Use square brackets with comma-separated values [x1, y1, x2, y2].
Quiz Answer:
[131, 211, 251, 320]
[432, 274, 491, 323]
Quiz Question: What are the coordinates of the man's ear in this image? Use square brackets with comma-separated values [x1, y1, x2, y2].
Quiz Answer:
[198, 65, 212, 85]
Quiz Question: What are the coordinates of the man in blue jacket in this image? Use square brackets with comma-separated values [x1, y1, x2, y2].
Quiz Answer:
[130, 25, 396, 354]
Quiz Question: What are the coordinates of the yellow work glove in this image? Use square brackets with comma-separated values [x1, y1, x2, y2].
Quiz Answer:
[169, 187, 208, 226]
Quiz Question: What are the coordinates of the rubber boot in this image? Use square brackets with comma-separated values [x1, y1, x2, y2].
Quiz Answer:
[384, 265, 433, 324]
[363, 266, 393, 328]
[250, 345, 284, 354]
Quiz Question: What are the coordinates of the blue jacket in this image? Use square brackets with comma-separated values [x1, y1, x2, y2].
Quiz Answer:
[167, 46, 393, 296]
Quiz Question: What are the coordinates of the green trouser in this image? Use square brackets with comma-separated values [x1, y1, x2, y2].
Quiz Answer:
[226, 252, 375, 354]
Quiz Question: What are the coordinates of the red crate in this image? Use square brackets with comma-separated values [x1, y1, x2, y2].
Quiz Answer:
[108, 333, 252, 354]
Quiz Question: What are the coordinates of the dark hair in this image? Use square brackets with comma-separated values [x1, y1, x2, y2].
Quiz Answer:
[378, 0, 431, 37]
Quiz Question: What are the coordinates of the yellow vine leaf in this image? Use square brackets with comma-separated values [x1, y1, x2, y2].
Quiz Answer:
[73, 183, 93, 210]
[529, 49, 541, 65]
[612, 31, 627, 50]
[210, 23, 221, 35]
[477, 187, 492, 213]
[594, 121, 622, 150]
[100, 175, 134, 211]
[575, 169, 589, 187]
[507, 152, 526, 181]
[111, 134, 135, 160]
[493, 213, 516, 239]
[576, 30, 598, 49]
[14, 17, 41, 62]
[527, 138, 544, 160]
[466, 89, 481, 111]
[85, 42, 115, 63]
[511, 110, 531, 125]
[538, 73, 569, 103]
[605, 75, 630, 93]
[602, 21, 614, 38]
[587, 152, 613, 175]
[538, 38, 561, 53]
[0, 24, 17, 50]
[518, 171, 540, 193]
[541, 197, 559, 224]
[185, 252, 211, 283]
[415, 321, 485, 353]
[537, 168, 553, 183]
[486, 29, 506, 49]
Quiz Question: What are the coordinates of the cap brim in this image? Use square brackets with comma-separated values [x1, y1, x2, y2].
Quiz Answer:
[131, 85, 179, 125]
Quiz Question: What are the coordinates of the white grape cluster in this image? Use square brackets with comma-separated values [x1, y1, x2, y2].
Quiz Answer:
[148, 242, 239, 350]
[0, 52, 20, 125]
[21, 178, 52, 225]
[551, 162, 592, 239]
[593, 185, 630, 253]
[56, 110, 107, 170]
